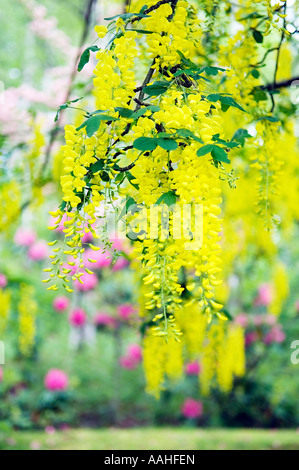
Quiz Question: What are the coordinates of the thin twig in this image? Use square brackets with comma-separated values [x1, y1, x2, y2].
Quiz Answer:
[270, 1, 287, 112]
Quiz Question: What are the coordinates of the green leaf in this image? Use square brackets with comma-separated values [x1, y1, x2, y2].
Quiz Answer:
[256, 116, 280, 123]
[114, 172, 126, 185]
[199, 66, 226, 76]
[118, 196, 137, 221]
[104, 12, 149, 21]
[157, 138, 178, 151]
[54, 97, 83, 122]
[101, 171, 110, 182]
[176, 128, 203, 143]
[177, 50, 197, 68]
[212, 134, 240, 149]
[251, 69, 260, 79]
[253, 89, 268, 102]
[157, 132, 173, 138]
[131, 108, 148, 120]
[78, 46, 100, 72]
[115, 107, 134, 118]
[144, 81, 170, 97]
[54, 104, 67, 122]
[77, 114, 119, 137]
[240, 12, 264, 21]
[90, 160, 105, 173]
[59, 201, 67, 211]
[133, 137, 158, 151]
[253, 30, 263, 44]
[211, 145, 230, 164]
[90, 109, 109, 116]
[221, 103, 230, 113]
[231, 128, 252, 147]
[126, 172, 139, 190]
[196, 144, 214, 157]
[133, 29, 154, 34]
[131, 105, 160, 120]
[155, 191, 177, 207]
[207, 94, 246, 113]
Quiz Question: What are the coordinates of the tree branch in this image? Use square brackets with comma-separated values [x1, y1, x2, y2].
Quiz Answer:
[261, 76, 299, 91]
[131, 0, 173, 23]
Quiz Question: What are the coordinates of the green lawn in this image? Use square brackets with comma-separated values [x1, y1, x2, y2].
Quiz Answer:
[1, 428, 299, 450]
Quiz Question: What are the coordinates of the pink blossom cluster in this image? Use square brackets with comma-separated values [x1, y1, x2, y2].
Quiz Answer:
[69, 308, 87, 328]
[119, 344, 142, 370]
[44, 369, 69, 392]
[117, 304, 137, 321]
[0, 274, 7, 289]
[14, 228, 48, 261]
[185, 361, 201, 376]
[53, 296, 70, 313]
[20, 0, 75, 59]
[182, 399, 203, 419]
[94, 312, 117, 329]
[254, 283, 273, 307]
[234, 312, 286, 347]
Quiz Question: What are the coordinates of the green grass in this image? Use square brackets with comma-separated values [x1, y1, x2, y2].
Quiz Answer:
[1, 428, 299, 450]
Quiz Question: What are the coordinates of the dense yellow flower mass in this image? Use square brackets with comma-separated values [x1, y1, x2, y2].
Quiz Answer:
[0, 288, 11, 336]
[0, 182, 21, 234]
[42, 0, 299, 397]
[18, 284, 38, 357]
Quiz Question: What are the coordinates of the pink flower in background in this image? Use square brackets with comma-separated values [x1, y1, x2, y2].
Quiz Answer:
[119, 344, 142, 370]
[28, 241, 48, 261]
[127, 344, 142, 362]
[186, 362, 201, 376]
[264, 325, 286, 345]
[117, 304, 137, 321]
[265, 314, 277, 326]
[0, 274, 7, 288]
[94, 312, 117, 328]
[45, 426, 56, 435]
[110, 235, 129, 253]
[235, 314, 248, 328]
[182, 399, 203, 419]
[81, 231, 94, 244]
[254, 284, 273, 307]
[69, 308, 87, 328]
[44, 369, 69, 392]
[14, 228, 36, 247]
[74, 272, 98, 292]
[245, 331, 259, 347]
[295, 300, 299, 313]
[53, 296, 69, 313]
[119, 356, 137, 370]
[253, 315, 264, 326]
[84, 249, 111, 270]
[0, 367, 3, 383]
[112, 257, 130, 271]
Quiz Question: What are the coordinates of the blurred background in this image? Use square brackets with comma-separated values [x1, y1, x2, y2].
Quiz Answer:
[0, 0, 299, 450]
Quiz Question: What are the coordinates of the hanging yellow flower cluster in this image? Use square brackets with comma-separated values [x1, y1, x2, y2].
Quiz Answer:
[48, 0, 243, 323]
[0, 182, 21, 234]
[18, 284, 37, 356]
[46, 0, 298, 398]
[269, 262, 289, 316]
[143, 303, 245, 397]
[0, 288, 11, 336]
